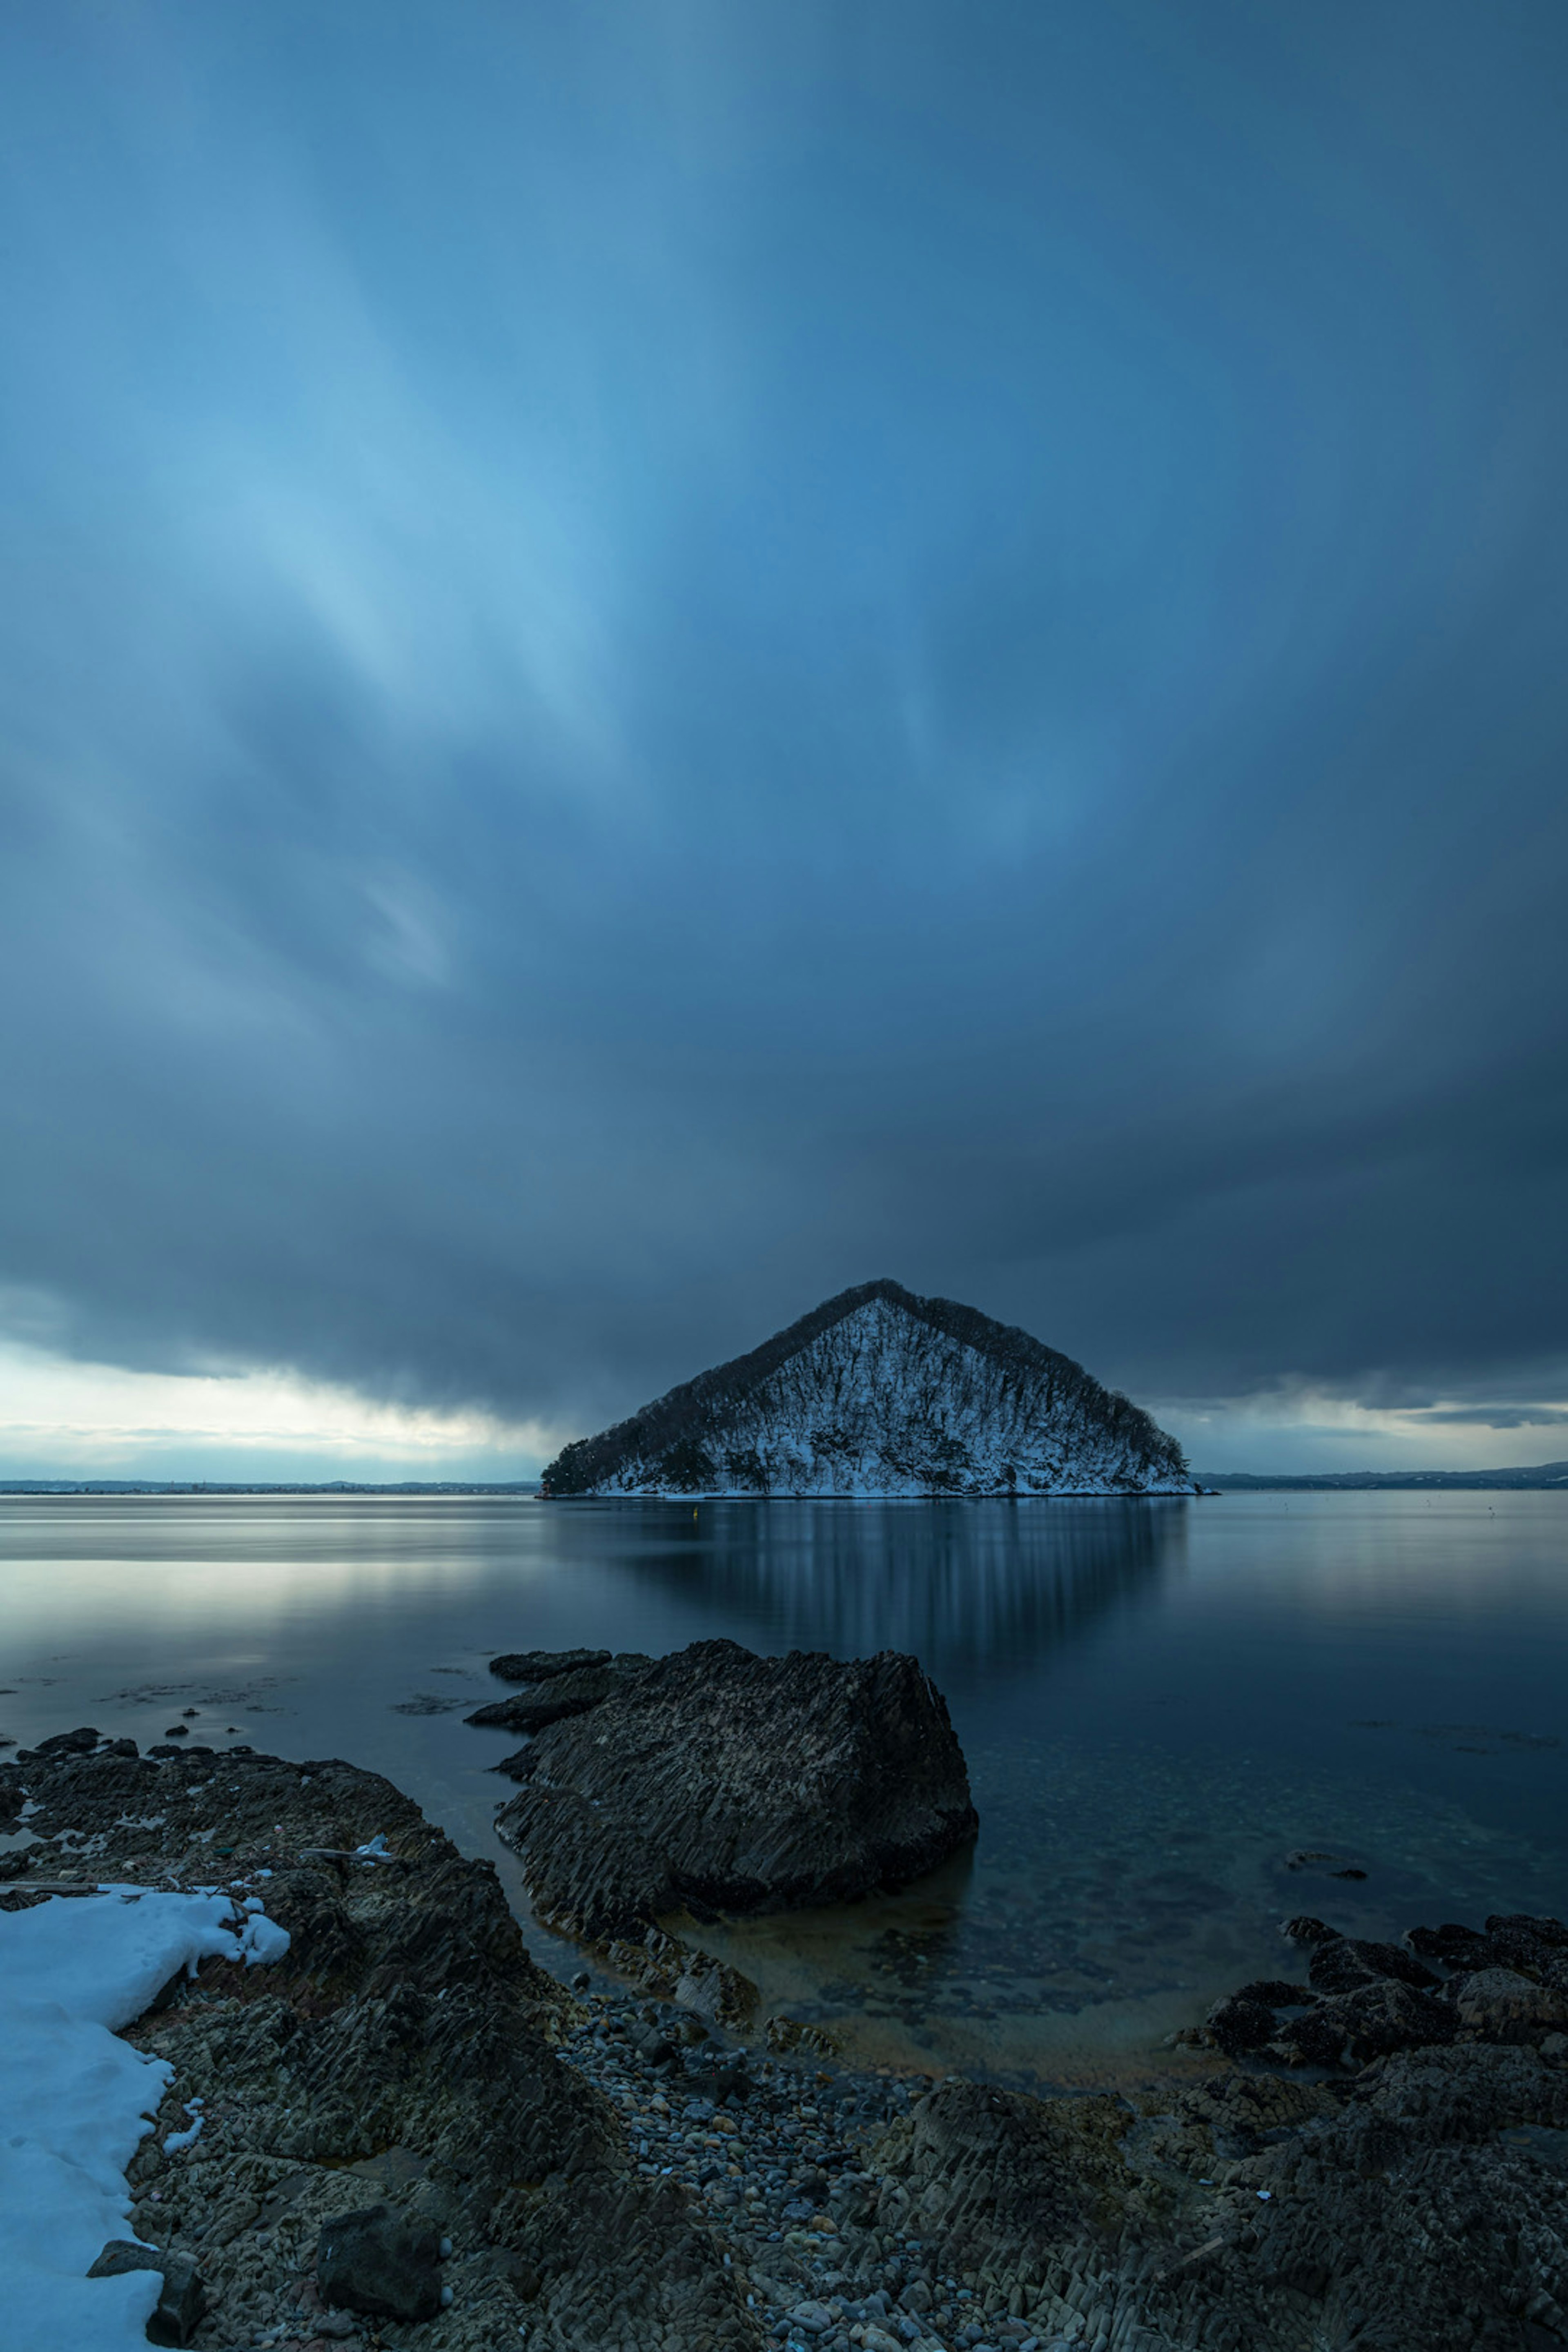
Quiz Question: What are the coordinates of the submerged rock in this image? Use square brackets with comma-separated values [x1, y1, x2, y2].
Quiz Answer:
[492, 1637, 978, 1941]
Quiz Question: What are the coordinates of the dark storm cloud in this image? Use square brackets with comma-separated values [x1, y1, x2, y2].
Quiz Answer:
[2, 0, 1566, 1437]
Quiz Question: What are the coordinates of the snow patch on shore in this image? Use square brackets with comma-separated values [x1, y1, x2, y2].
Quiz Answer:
[0, 1885, 289, 2351]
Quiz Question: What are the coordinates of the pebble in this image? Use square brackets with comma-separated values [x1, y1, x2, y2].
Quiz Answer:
[555, 1989, 1031, 2352]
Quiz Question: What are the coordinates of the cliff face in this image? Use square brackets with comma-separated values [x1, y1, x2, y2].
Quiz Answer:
[542, 1278, 1190, 1497]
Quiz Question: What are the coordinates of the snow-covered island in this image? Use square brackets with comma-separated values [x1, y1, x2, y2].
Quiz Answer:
[541, 1278, 1194, 1497]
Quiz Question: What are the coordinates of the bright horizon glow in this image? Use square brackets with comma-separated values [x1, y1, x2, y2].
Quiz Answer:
[0, 1338, 561, 1483]
[1162, 1390, 1568, 1477]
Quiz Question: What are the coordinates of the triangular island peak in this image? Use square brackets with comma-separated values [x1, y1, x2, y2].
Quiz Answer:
[540, 1278, 1193, 1497]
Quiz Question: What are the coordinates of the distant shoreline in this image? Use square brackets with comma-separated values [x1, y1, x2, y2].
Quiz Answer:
[0, 1479, 542, 1497]
[4, 1466, 1566, 1495]
[1190, 1463, 1568, 1491]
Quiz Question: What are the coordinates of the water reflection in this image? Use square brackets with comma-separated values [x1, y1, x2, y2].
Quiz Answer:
[2, 1493, 1565, 2089]
[565, 1497, 1189, 1678]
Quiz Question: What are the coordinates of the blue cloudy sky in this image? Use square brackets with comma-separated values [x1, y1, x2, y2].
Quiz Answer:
[2, 0, 1566, 1479]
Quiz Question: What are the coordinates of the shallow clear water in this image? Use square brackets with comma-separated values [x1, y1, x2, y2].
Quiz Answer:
[2, 1490, 1564, 2089]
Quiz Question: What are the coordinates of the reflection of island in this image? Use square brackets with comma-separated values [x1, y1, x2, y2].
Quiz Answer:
[574, 1498, 1188, 1679]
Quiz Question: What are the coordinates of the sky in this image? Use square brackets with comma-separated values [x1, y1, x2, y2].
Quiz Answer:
[1, 0, 1566, 1481]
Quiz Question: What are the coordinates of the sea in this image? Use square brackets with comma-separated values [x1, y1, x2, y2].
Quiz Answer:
[3, 1490, 1565, 2091]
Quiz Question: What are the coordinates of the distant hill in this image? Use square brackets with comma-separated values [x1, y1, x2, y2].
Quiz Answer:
[541, 1278, 1193, 1498]
[1194, 1462, 1568, 1492]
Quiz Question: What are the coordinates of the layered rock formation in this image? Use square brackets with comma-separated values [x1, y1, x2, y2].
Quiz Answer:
[871, 2044, 1568, 2352]
[0, 1737, 761, 2352]
[540, 1278, 1192, 1496]
[485, 1638, 978, 1942]
[9, 1730, 1568, 2352]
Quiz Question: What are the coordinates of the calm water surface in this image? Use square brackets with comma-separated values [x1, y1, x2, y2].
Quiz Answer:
[2, 1491, 1565, 2090]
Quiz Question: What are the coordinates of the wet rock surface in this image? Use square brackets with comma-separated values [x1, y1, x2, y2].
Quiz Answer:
[1187, 1908, 1568, 2073]
[488, 1639, 979, 1941]
[464, 1655, 650, 1735]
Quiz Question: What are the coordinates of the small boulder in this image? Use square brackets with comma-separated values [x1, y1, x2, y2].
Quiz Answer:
[628, 2018, 678, 2067]
[1278, 1980, 1455, 2066]
[1481, 1913, 1568, 1972]
[316, 2203, 443, 2323]
[1335, 1978, 1457, 2058]
[88, 2241, 205, 2346]
[1307, 1936, 1440, 1995]
[1408, 1921, 1492, 1969]
[1269, 2005, 1351, 2068]
[1281, 1915, 1339, 1946]
[1233, 1978, 1316, 2008]
[1450, 1967, 1568, 2043]
[35, 1726, 101, 1757]
[1206, 1994, 1278, 2056]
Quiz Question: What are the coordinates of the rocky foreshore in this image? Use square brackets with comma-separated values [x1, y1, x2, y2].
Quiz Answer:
[5, 1722, 1568, 2351]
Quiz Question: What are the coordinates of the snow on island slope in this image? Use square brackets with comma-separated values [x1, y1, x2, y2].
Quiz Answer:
[543, 1279, 1193, 1497]
[0, 1886, 289, 2352]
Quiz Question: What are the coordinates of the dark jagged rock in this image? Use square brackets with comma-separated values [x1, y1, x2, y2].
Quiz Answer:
[316, 2202, 443, 2321]
[1450, 1967, 1568, 2042]
[1268, 2001, 1358, 2068]
[1205, 1993, 1278, 2056]
[489, 1647, 611, 1684]
[1195, 1908, 1568, 2081]
[870, 2044, 1568, 2351]
[466, 1656, 649, 1733]
[1280, 1913, 1340, 1945]
[1296, 1978, 1458, 2065]
[2, 1740, 762, 2352]
[1307, 1933, 1441, 1995]
[540, 1276, 1192, 1496]
[1410, 1919, 1497, 1968]
[493, 1637, 977, 1941]
[87, 2240, 205, 2345]
[872, 2078, 1135, 2278]
[33, 1724, 102, 1756]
